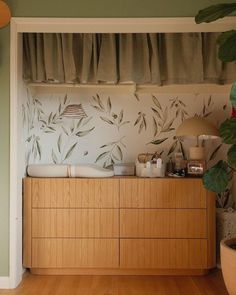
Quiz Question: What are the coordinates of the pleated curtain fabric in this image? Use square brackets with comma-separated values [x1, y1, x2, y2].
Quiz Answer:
[23, 32, 236, 85]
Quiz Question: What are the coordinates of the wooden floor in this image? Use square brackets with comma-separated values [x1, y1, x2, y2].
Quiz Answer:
[0, 271, 228, 295]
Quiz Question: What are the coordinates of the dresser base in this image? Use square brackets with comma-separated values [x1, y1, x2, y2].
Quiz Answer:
[30, 268, 210, 276]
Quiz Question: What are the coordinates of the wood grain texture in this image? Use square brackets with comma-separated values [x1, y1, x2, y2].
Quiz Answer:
[32, 238, 119, 268]
[120, 209, 207, 238]
[120, 239, 208, 269]
[23, 178, 32, 268]
[207, 191, 216, 268]
[0, 271, 228, 295]
[23, 177, 215, 273]
[31, 178, 119, 208]
[32, 209, 119, 238]
[120, 178, 207, 208]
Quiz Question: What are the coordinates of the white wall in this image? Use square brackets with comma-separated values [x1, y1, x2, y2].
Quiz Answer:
[22, 87, 230, 169]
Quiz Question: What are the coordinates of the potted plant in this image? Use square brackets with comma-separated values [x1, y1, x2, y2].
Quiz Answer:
[196, 4, 236, 294]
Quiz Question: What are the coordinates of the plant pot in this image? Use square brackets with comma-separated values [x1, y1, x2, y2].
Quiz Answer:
[216, 208, 236, 267]
[221, 237, 236, 295]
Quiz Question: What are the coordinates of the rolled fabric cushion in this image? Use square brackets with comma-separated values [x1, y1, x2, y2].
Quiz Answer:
[27, 164, 114, 178]
[27, 164, 69, 178]
[70, 164, 114, 178]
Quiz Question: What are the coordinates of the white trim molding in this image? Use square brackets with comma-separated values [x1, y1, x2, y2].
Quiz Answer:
[0, 277, 10, 289]
[11, 16, 236, 33]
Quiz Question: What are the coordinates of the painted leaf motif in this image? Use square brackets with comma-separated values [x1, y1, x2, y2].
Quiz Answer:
[115, 145, 123, 160]
[64, 143, 77, 160]
[76, 127, 95, 137]
[100, 117, 114, 125]
[150, 138, 168, 145]
[134, 115, 141, 126]
[36, 140, 41, 160]
[91, 105, 103, 112]
[139, 120, 145, 134]
[51, 150, 58, 164]
[134, 93, 140, 101]
[107, 97, 112, 113]
[208, 96, 212, 106]
[167, 141, 178, 156]
[95, 151, 110, 162]
[162, 118, 175, 132]
[120, 121, 130, 127]
[143, 115, 147, 130]
[63, 94, 68, 105]
[153, 117, 158, 137]
[76, 118, 83, 129]
[61, 125, 69, 136]
[82, 117, 92, 126]
[118, 110, 124, 124]
[152, 95, 162, 110]
[96, 94, 105, 110]
[57, 134, 62, 153]
[208, 144, 222, 161]
[179, 141, 186, 160]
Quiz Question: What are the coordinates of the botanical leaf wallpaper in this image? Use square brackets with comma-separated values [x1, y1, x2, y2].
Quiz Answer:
[22, 88, 230, 168]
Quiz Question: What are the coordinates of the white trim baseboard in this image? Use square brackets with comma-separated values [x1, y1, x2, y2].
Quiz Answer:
[0, 277, 10, 289]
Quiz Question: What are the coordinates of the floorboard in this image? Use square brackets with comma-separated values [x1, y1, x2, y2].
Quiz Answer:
[0, 270, 228, 295]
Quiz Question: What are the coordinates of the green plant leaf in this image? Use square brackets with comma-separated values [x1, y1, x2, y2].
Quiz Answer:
[217, 30, 236, 46]
[217, 30, 236, 62]
[203, 160, 230, 193]
[195, 3, 236, 24]
[220, 118, 236, 144]
[227, 144, 236, 170]
[230, 82, 236, 108]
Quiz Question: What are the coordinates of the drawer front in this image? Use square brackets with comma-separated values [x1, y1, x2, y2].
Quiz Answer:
[31, 178, 119, 208]
[120, 178, 206, 208]
[120, 209, 207, 238]
[120, 239, 207, 269]
[32, 209, 119, 238]
[32, 238, 119, 268]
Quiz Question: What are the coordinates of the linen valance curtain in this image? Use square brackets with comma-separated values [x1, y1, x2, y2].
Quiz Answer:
[23, 32, 236, 85]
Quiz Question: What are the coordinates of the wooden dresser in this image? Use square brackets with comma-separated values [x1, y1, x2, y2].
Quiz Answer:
[23, 177, 215, 275]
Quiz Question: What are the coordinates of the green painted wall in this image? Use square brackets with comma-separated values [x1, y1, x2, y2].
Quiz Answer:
[0, 0, 235, 277]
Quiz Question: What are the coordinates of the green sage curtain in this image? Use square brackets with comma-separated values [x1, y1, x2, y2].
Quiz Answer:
[23, 32, 236, 85]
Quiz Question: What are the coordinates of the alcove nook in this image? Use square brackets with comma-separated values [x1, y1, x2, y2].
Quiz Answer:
[9, 17, 236, 287]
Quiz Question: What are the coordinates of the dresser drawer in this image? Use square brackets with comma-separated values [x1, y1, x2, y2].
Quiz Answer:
[32, 238, 119, 268]
[120, 239, 207, 269]
[120, 178, 206, 208]
[120, 209, 207, 238]
[30, 178, 119, 208]
[32, 209, 119, 238]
